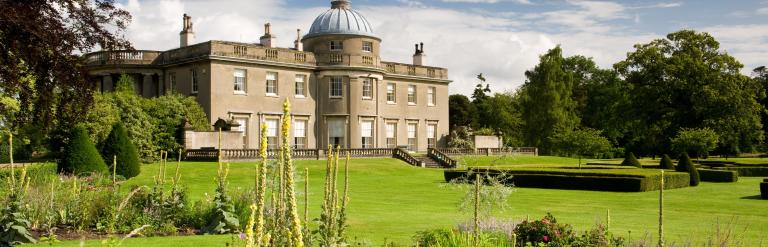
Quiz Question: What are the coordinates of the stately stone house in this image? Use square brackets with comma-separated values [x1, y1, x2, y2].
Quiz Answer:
[84, 0, 451, 152]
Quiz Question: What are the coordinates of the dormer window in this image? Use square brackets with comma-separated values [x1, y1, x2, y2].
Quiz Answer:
[362, 41, 373, 52]
[330, 40, 344, 51]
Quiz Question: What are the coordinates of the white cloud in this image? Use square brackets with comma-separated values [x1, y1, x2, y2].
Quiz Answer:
[119, 0, 768, 95]
[757, 7, 768, 15]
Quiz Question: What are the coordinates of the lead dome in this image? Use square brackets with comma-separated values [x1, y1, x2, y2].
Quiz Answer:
[304, 0, 377, 40]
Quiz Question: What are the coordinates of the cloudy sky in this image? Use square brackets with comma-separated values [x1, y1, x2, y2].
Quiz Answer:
[117, 0, 768, 95]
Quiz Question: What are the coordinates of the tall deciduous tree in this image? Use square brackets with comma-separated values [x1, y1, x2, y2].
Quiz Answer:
[448, 94, 477, 131]
[519, 46, 580, 154]
[0, 0, 131, 152]
[615, 30, 765, 155]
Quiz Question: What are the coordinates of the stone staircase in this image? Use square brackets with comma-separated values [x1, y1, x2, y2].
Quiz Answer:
[413, 154, 451, 168]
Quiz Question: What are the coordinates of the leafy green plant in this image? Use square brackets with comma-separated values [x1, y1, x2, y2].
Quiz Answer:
[671, 128, 719, 159]
[204, 137, 240, 234]
[514, 213, 575, 246]
[0, 134, 36, 245]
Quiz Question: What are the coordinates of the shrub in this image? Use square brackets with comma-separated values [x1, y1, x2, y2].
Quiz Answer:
[712, 167, 768, 177]
[514, 213, 575, 246]
[620, 152, 642, 168]
[676, 153, 700, 186]
[660, 154, 675, 170]
[58, 126, 107, 175]
[698, 169, 738, 182]
[101, 122, 141, 179]
[143, 93, 209, 158]
[761, 182, 767, 199]
[412, 228, 514, 247]
[671, 127, 719, 159]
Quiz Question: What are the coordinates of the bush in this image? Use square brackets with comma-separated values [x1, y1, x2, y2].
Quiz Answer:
[444, 169, 690, 192]
[671, 127, 719, 159]
[621, 152, 642, 168]
[514, 213, 575, 246]
[761, 182, 768, 199]
[698, 169, 738, 182]
[100, 122, 141, 179]
[58, 126, 107, 175]
[712, 167, 768, 177]
[676, 153, 700, 186]
[660, 154, 675, 170]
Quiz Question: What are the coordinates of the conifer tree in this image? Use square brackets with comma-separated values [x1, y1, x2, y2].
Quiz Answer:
[621, 152, 642, 168]
[58, 126, 107, 175]
[101, 122, 141, 179]
[676, 153, 700, 186]
[659, 154, 675, 170]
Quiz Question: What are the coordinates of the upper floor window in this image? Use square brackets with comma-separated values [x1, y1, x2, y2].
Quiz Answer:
[362, 78, 373, 99]
[387, 83, 396, 103]
[427, 86, 436, 106]
[330, 76, 343, 98]
[234, 69, 246, 93]
[191, 69, 199, 93]
[362, 41, 373, 52]
[330, 40, 343, 51]
[408, 85, 417, 105]
[266, 72, 278, 95]
[295, 75, 306, 97]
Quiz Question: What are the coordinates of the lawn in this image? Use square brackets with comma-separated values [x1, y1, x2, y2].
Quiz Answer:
[40, 156, 768, 246]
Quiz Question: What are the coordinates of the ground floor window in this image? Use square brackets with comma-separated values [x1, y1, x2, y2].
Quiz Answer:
[294, 119, 307, 149]
[407, 123, 417, 151]
[386, 122, 397, 148]
[265, 119, 279, 149]
[427, 124, 437, 149]
[361, 120, 374, 148]
[328, 118, 346, 148]
[234, 117, 248, 149]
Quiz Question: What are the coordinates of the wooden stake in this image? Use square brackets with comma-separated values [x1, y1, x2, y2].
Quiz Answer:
[113, 155, 117, 186]
[658, 170, 664, 247]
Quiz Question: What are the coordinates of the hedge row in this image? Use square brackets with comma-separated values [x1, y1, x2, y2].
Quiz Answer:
[444, 169, 690, 192]
[712, 167, 768, 177]
[697, 169, 738, 182]
[762, 180, 768, 199]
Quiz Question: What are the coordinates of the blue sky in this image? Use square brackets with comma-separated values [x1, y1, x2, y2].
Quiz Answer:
[118, 0, 768, 94]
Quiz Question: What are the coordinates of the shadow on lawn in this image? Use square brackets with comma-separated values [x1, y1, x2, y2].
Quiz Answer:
[739, 195, 764, 200]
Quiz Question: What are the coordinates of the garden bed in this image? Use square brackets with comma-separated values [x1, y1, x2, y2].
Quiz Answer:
[444, 167, 690, 192]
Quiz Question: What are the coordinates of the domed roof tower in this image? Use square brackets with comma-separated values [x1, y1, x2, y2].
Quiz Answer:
[304, 0, 377, 40]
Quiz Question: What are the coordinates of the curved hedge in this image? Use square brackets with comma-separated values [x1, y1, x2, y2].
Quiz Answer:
[762, 181, 768, 199]
[444, 168, 689, 192]
[698, 169, 738, 182]
[712, 167, 768, 177]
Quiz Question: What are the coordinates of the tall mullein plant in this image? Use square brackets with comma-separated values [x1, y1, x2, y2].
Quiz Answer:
[1, 133, 36, 245]
[280, 99, 304, 247]
[253, 124, 269, 245]
[318, 147, 351, 246]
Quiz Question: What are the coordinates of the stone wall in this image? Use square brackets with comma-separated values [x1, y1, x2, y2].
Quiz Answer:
[184, 130, 244, 149]
[473, 135, 502, 149]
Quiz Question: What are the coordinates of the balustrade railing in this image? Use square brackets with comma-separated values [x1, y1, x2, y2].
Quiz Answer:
[427, 148, 458, 168]
[185, 148, 396, 161]
[393, 148, 423, 167]
[436, 147, 538, 156]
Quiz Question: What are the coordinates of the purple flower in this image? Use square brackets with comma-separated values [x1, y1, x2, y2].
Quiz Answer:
[543, 235, 549, 242]
[239, 233, 246, 239]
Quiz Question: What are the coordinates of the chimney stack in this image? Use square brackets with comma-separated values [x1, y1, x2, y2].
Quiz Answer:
[294, 29, 303, 51]
[260, 23, 276, 48]
[413, 42, 426, 66]
[179, 14, 195, 47]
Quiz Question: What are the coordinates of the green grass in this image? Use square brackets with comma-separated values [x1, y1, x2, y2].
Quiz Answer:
[28, 157, 768, 246]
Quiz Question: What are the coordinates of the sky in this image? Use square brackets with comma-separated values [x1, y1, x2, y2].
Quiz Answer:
[116, 0, 768, 95]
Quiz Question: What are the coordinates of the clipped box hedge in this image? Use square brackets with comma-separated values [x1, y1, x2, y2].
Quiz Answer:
[443, 168, 689, 192]
[698, 169, 738, 182]
[713, 167, 768, 177]
[762, 182, 768, 199]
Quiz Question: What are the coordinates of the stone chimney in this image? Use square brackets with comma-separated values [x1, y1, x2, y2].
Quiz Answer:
[179, 14, 195, 47]
[294, 29, 303, 51]
[413, 42, 426, 66]
[260, 23, 276, 48]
